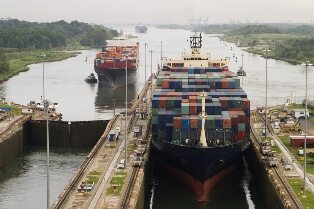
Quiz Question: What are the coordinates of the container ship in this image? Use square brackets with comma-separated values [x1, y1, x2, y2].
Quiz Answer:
[151, 33, 250, 201]
[135, 24, 147, 33]
[94, 36, 139, 88]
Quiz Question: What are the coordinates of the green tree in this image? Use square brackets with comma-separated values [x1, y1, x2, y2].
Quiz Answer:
[0, 49, 9, 72]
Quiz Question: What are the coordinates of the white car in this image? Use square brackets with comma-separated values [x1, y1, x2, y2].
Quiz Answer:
[284, 164, 293, 170]
[116, 159, 125, 169]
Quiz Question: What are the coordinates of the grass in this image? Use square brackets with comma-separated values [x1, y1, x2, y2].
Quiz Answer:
[1, 50, 78, 83]
[0, 104, 21, 115]
[128, 144, 137, 151]
[288, 178, 314, 209]
[86, 170, 101, 184]
[288, 103, 314, 114]
[279, 135, 314, 174]
[222, 33, 314, 65]
[106, 172, 127, 195]
[272, 144, 282, 154]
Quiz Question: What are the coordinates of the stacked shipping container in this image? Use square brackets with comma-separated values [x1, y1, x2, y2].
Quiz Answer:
[152, 67, 250, 146]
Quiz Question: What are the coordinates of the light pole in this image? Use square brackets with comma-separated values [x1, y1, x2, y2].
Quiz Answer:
[160, 41, 163, 58]
[302, 61, 313, 191]
[113, 97, 115, 116]
[263, 48, 271, 142]
[125, 55, 128, 167]
[156, 44, 159, 68]
[149, 50, 153, 81]
[241, 54, 244, 88]
[44, 99, 50, 209]
[160, 41, 163, 69]
[68, 121, 71, 147]
[144, 43, 147, 83]
[42, 100, 57, 209]
[41, 53, 46, 101]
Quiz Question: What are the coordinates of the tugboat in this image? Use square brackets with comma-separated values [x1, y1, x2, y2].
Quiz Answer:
[85, 73, 97, 83]
[237, 67, 246, 76]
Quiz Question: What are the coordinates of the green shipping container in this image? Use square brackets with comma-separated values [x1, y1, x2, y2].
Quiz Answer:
[235, 99, 243, 108]
[157, 78, 163, 86]
[238, 123, 245, 131]
[152, 116, 158, 124]
[205, 117, 215, 128]
[167, 100, 174, 109]
[152, 108, 158, 115]
[181, 103, 189, 115]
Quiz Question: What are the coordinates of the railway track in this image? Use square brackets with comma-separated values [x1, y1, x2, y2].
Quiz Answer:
[51, 115, 119, 209]
[273, 168, 304, 209]
[119, 116, 152, 209]
[119, 167, 140, 209]
[251, 112, 304, 209]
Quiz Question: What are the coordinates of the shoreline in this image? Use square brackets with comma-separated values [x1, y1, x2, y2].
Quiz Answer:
[219, 35, 301, 65]
[1, 50, 81, 83]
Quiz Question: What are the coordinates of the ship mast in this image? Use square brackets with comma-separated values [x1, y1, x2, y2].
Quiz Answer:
[190, 32, 202, 55]
[199, 91, 208, 147]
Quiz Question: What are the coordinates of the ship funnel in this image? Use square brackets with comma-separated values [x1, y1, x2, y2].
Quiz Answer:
[199, 91, 208, 147]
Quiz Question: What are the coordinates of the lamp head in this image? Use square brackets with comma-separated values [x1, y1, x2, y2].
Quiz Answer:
[301, 61, 313, 66]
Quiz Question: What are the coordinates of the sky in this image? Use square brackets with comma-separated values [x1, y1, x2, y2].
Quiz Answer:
[1, 0, 314, 25]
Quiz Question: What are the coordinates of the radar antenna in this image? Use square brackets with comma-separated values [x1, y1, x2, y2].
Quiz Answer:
[190, 32, 202, 49]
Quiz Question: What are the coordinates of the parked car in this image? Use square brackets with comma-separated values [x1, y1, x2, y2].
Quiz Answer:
[284, 164, 293, 170]
[116, 159, 125, 169]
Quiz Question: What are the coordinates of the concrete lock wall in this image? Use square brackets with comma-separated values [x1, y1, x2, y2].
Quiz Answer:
[246, 146, 285, 209]
[25, 120, 109, 147]
[0, 128, 25, 168]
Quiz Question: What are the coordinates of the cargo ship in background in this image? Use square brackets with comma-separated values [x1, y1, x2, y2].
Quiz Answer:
[135, 24, 147, 33]
[94, 36, 139, 88]
[151, 33, 250, 201]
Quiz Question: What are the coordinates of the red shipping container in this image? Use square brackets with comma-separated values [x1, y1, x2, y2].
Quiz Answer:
[219, 97, 229, 108]
[190, 118, 199, 128]
[173, 117, 182, 129]
[238, 131, 245, 139]
[159, 98, 167, 108]
[195, 79, 202, 85]
[222, 80, 229, 89]
[162, 79, 169, 89]
[223, 118, 232, 128]
[242, 98, 250, 109]
[189, 96, 197, 103]
[189, 103, 198, 115]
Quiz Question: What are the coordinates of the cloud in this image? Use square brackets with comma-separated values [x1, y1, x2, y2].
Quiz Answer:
[1, 0, 314, 24]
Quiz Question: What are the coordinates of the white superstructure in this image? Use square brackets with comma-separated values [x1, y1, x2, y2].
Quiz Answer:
[161, 33, 229, 68]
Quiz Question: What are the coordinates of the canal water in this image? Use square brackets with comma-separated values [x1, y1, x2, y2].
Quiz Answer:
[0, 26, 313, 209]
[0, 146, 90, 209]
[145, 156, 266, 209]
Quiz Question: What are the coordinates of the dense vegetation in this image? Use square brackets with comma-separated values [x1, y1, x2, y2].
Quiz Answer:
[0, 49, 9, 73]
[0, 19, 118, 50]
[0, 19, 118, 82]
[222, 24, 314, 64]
